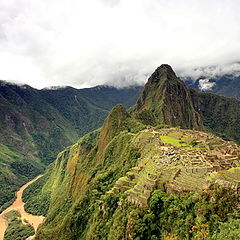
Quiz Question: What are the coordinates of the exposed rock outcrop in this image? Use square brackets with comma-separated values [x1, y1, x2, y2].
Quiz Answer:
[134, 64, 203, 130]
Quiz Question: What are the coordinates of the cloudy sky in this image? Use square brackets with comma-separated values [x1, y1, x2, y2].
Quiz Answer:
[0, 0, 240, 89]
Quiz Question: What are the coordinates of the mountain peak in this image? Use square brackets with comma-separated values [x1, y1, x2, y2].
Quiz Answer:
[156, 64, 175, 74]
[149, 64, 177, 84]
[134, 64, 203, 130]
[97, 104, 130, 162]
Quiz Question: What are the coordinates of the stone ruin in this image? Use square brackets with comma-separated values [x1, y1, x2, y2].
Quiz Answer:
[109, 128, 240, 207]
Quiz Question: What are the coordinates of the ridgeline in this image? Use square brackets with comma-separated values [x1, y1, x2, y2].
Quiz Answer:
[19, 64, 240, 240]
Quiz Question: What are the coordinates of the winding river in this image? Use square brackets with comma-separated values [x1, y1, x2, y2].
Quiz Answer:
[0, 175, 45, 240]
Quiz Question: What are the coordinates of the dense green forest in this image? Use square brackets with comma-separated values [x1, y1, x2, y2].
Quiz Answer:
[22, 174, 51, 216]
[0, 144, 43, 212]
[4, 210, 35, 240]
[76, 186, 240, 240]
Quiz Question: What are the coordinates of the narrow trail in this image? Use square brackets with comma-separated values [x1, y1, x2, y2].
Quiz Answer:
[0, 175, 45, 240]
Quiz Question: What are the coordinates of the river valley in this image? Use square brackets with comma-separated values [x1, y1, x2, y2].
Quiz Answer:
[0, 175, 45, 240]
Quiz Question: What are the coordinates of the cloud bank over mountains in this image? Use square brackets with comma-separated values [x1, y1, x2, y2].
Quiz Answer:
[179, 62, 240, 91]
[0, 0, 240, 89]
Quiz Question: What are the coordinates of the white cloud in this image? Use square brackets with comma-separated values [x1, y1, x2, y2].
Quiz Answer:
[0, 0, 240, 88]
[179, 62, 240, 82]
[198, 79, 216, 91]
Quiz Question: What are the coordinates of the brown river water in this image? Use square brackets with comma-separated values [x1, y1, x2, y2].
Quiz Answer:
[0, 175, 45, 240]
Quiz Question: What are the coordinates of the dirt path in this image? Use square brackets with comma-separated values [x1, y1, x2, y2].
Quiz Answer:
[0, 175, 45, 240]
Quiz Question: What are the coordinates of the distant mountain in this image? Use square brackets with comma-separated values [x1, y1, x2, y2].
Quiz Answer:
[185, 74, 240, 98]
[28, 64, 240, 240]
[0, 81, 142, 211]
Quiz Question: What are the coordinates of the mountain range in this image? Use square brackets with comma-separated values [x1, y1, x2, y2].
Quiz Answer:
[185, 73, 240, 99]
[15, 64, 240, 240]
[0, 82, 142, 211]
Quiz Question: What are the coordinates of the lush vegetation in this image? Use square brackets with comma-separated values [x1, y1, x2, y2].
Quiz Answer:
[73, 186, 240, 240]
[147, 187, 240, 240]
[34, 99, 240, 239]
[34, 107, 144, 239]
[190, 89, 240, 144]
[0, 144, 44, 212]
[4, 210, 35, 240]
[4, 65, 240, 240]
[0, 82, 141, 211]
[22, 174, 51, 216]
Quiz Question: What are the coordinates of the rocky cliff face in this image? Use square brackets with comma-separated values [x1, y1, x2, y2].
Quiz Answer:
[134, 64, 203, 130]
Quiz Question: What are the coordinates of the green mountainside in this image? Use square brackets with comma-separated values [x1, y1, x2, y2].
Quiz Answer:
[34, 125, 240, 239]
[0, 144, 43, 210]
[23, 64, 240, 239]
[0, 82, 142, 211]
[133, 65, 240, 144]
[190, 89, 240, 142]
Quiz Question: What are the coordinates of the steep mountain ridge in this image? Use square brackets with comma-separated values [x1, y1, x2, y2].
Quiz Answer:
[0, 82, 142, 211]
[33, 120, 240, 239]
[97, 104, 130, 162]
[33, 105, 144, 239]
[134, 65, 202, 130]
[134, 65, 240, 143]
[25, 64, 240, 239]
